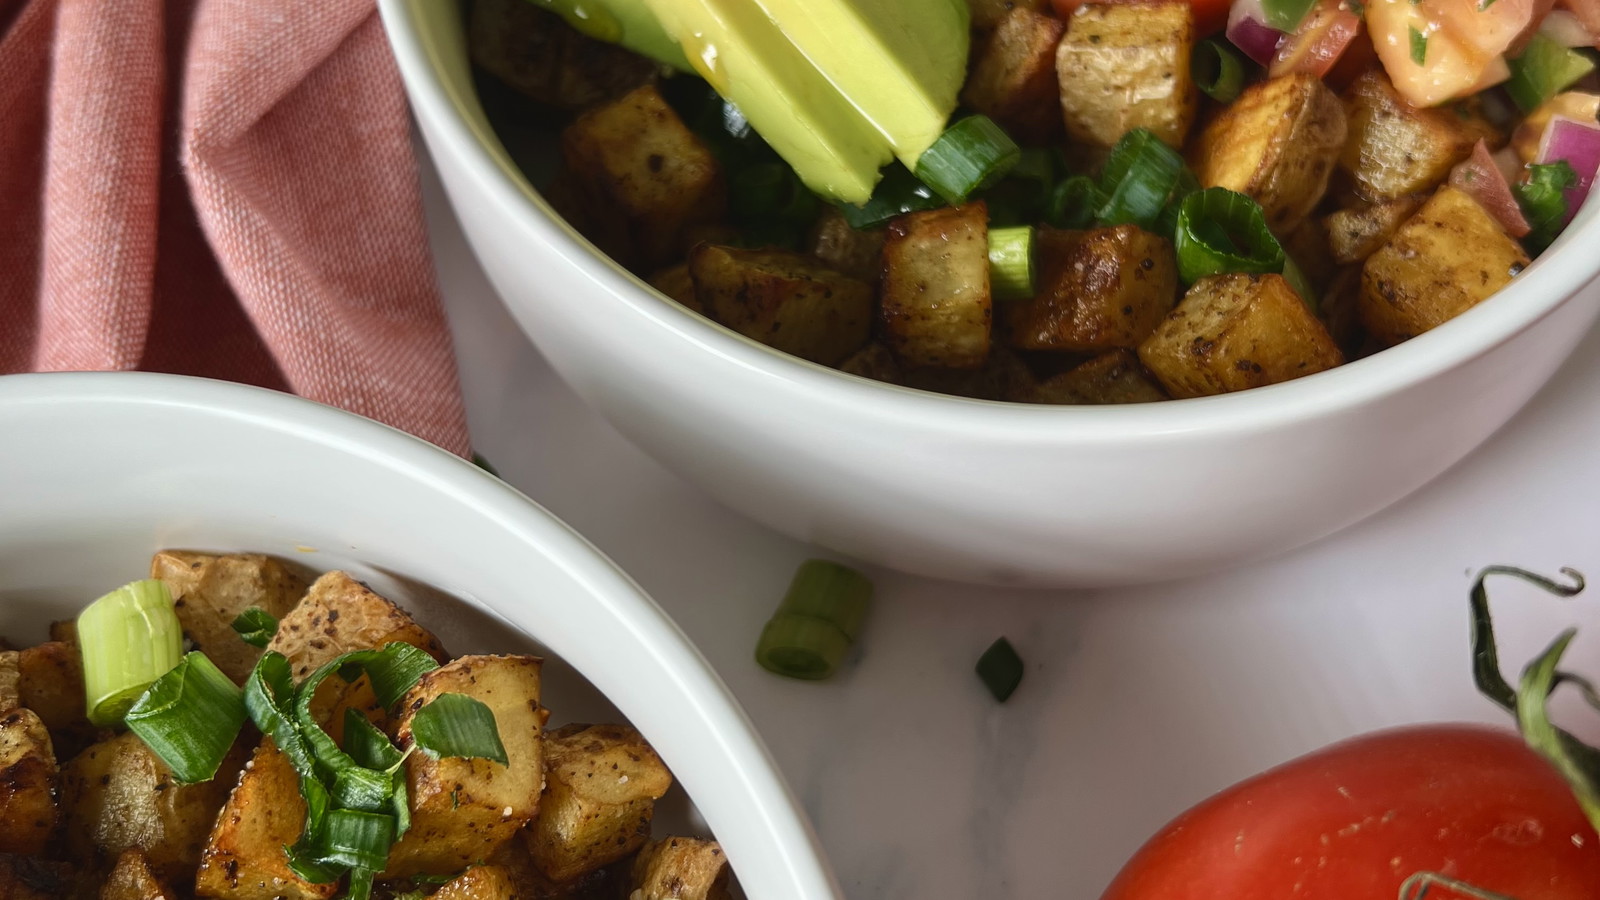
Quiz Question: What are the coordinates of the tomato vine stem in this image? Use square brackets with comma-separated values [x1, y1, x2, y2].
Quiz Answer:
[1399, 871, 1518, 900]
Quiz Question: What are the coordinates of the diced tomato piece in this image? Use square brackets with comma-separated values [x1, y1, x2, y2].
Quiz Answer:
[1270, 0, 1363, 79]
[1367, 0, 1531, 105]
[1450, 140, 1532, 235]
[1561, 0, 1600, 48]
[1050, 0, 1232, 34]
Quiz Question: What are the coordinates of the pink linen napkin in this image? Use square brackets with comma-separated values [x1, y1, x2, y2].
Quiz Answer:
[0, 0, 472, 457]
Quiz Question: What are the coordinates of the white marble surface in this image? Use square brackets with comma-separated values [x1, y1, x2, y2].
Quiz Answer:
[421, 154, 1600, 900]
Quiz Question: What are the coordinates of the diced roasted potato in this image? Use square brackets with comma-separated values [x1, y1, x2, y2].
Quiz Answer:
[102, 851, 172, 900]
[1192, 73, 1347, 233]
[1319, 266, 1366, 357]
[0, 652, 18, 712]
[647, 264, 703, 315]
[46, 621, 76, 648]
[881, 203, 992, 369]
[1338, 71, 1480, 203]
[807, 208, 886, 283]
[962, 8, 1067, 144]
[1022, 350, 1167, 404]
[150, 551, 309, 684]
[1359, 185, 1529, 346]
[0, 708, 57, 856]
[16, 642, 90, 752]
[967, 0, 1048, 30]
[428, 866, 515, 900]
[385, 655, 547, 878]
[62, 732, 244, 878]
[1322, 193, 1428, 265]
[838, 343, 902, 385]
[1006, 225, 1179, 353]
[902, 346, 1037, 400]
[1138, 273, 1344, 398]
[485, 842, 630, 900]
[266, 571, 445, 682]
[195, 742, 334, 900]
[561, 85, 727, 269]
[1056, 2, 1197, 150]
[1281, 217, 1336, 291]
[688, 245, 873, 366]
[527, 724, 672, 883]
[630, 838, 731, 900]
[469, 0, 658, 112]
[0, 855, 73, 900]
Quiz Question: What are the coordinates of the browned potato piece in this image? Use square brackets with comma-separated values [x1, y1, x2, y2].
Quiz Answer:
[1023, 350, 1167, 404]
[266, 571, 445, 681]
[630, 838, 731, 900]
[428, 866, 515, 900]
[1338, 71, 1480, 203]
[647, 264, 703, 315]
[1057, 2, 1197, 150]
[196, 742, 334, 900]
[1138, 273, 1344, 398]
[807, 208, 885, 283]
[688, 245, 873, 366]
[385, 655, 546, 878]
[1359, 186, 1529, 346]
[1007, 226, 1179, 353]
[1192, 74, 1346, 233]
[1319, 266, 1366, 357]
[902, 347, 1036, 400]
[1322, 194, 1428, 265]
[102, 851, 173, 900]
[0, 708, 56, 857]
[561, 85, 727, 269]
[150, 551, 309, 684]
[15, 642, 85, 739]
[881, 203, 992, 369]
[838, 343, 902, 385]
[469, 0, 658, 112]
[967, 0, 1048, 30]
[46, 621, 76, 648]
[527, 724, 673, 883]
[61, 732, 244, 878]
[1281, 217, 1336, 291]
[963, 8, 1067, 144]
[0, 855, 73, 900]
[0, 652, 18, 712]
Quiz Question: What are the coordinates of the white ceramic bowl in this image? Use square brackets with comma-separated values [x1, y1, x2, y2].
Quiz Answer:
[0, 372, 840, 900]
[382, 0, 1600, 587]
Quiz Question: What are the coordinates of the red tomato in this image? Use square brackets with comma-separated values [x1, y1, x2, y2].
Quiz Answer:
[1050, 0, 1233, 35]
[1101, 725, 1600, 900]
[1270, 0, 1363, 79]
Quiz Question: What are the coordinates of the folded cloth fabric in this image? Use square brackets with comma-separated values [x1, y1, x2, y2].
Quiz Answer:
[0, 0, 472, 457]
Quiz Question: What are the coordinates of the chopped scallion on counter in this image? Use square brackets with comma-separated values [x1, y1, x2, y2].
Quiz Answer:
[989, 226, 1037, 302]
[756, 560, 874, 681]
[231, 606, 279, 648]
[411, 693, 509, 765]
[78, 578, 184, 727]
[123, 651, 247, 783]
[976, 638, 1024, 703]
[915, 115, 1021, 205]
[1193, 39, 1246, 103]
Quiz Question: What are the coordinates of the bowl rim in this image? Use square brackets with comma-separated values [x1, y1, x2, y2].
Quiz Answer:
[0, 370, 843, 900]
[382, 0, 1600, 441]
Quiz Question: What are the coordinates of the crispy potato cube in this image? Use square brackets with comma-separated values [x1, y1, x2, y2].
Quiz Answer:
[151, 551, 309, 684]
[1281, 217, 1336, 291]
[1006, 225, 1179, 353]
[0, 708, 57, 857]
[15, 642, 85, 738]
[967, 0, 1048, 30]
[561, 85, 727, 269]
[838, 343, 902, 385]
[46, 621, 76, 647]
[0, 855, 73, 900]
[1322, 193, 1427, 265]
[1338, 71, 1480, 203]
[385, 656, 547, 878]
[527, 724, 672, 883]
[901, 347, 1037, 400]
[1192, 73, 1346, 233]
[1319, 266, 1366, 356]
[881, 203, 992, 369]
[0, 652, 18, 713]
[630, 838, 731, 900]
[426, 866, 515, 900]
[1023, 350, 1167, 404]
[469, 0, 658, 112]
[1057, 3, 1197, 150]
[807, 208, 886, 283]
[1138, 273, 1344, 398]
[963, 8, 1067, 144]
[688, 244, 873, 366]
[62, 732, 244, 878]
[647, 264, 703, 315]
[1359, 186, 1529, 346]
[266, 571, 445, 681]
[102, 851, 172, 900]
[195, 742, 333, 900]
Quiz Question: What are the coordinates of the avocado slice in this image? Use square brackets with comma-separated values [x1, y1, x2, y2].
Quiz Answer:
[529, 0, 691, 72]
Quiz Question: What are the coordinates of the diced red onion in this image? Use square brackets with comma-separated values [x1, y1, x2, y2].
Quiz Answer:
[1228, 0, 1286, 65]
[1451, 141, 1532, 237]
[1537, 115, 1600, 224]
[1540, 8, 1595, 46]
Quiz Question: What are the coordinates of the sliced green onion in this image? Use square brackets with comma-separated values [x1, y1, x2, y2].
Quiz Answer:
[124, 651, 247, 783]
[731, 162, 819, 226]
[296, 644, 440, 779]
[1281, 257, 1319, 312]
[755, 560, 874, 680]
[1192, 39, 1246, 103]
[1154, 168, 1202, 238]
[1262, 0, 1318, 31]
[79, 579, 184, 727]
[231, 607, 279, 649]
[1505, 34, 1597, 112]
[285, 777, 341, 884]
[989, 226, 1037, 301]
[243, 650, 317, 779]
[1409, 26, 1428, 65]
[1096, 129, 1187, 231]
[410, 693, 509, 765]
[347, 868, 377, 900]
[915, 115, 1022, 205]
[319, 809, 396, 872]
[836, 164, 943, 229]
[1046, 176, 1106, 229]
[976, 637, 1024, 703]
[1516, 160, 1578, 253]
[332, 766, 396, 814]
[1172, 188, 1287, 284]
[343, 708, 405, 772]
